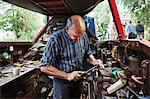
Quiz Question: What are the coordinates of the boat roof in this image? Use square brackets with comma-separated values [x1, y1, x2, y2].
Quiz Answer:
[3, 0, 103, 16]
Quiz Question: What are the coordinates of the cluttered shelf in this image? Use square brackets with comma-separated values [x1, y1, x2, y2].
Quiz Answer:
[0, 61, 42, 98]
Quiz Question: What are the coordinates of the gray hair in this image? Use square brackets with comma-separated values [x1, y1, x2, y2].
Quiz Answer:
[66, 17, 73, 28]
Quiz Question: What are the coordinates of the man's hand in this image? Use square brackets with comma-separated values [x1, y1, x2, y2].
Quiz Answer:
[88, 55, 105, 69]
[66, 71, 85, 81]
[92, 59, 105, 69]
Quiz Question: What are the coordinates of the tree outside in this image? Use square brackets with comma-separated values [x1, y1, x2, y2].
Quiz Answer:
[0, 0, 45, 42]
[87, 0, 112, 41]
[119, 0, 150, 40]
[87, 0, 149, 40]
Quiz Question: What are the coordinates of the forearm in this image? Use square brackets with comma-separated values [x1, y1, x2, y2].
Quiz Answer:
[86, 54, 97, 65]
[40, 66, 67, 80]
[86, 54, 104, 68]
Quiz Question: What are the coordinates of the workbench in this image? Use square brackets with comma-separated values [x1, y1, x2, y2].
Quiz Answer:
[0, 65, 41, 98]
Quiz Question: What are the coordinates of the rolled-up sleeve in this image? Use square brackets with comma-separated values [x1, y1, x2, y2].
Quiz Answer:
[40, 36, 60, 67]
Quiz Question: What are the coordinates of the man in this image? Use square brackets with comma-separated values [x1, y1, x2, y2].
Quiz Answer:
[136, 21, 144, 39]
[40, 15, 104, 99]
[125, 21, 136, 39]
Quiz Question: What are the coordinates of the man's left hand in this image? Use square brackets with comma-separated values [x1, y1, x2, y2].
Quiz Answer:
[92, 59, 105, 69]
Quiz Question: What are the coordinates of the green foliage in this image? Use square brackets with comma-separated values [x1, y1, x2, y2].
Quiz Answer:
[0, 0, 44, 41]
[120, 0, 150, 28]
[92, 0, 111, 40]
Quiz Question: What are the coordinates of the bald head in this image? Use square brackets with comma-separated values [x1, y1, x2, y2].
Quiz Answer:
[66, 15, 86, 36]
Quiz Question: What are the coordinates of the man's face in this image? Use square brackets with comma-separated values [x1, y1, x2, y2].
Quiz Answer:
[70, 33, 81, 41]
[69, 24, 83, 41]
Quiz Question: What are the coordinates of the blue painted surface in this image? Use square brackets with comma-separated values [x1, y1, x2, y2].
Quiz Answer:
[84, 16, 96, 36]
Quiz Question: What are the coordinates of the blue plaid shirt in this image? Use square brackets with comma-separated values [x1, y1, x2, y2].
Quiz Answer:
[40, 29, 91, 73]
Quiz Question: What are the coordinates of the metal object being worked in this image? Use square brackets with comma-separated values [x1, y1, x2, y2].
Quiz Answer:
[81, 66, 102, 99]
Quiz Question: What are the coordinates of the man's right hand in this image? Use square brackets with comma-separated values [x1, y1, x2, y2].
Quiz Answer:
[66, 71, 85, 81]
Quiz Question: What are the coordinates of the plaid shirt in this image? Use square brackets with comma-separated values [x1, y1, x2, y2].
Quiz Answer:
[40, 29, 91, 72]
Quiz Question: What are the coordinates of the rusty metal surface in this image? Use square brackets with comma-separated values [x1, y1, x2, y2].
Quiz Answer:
[141, 60, 150, 95]
[121, 39, 150, 56]
[128, 56, 140, 75]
